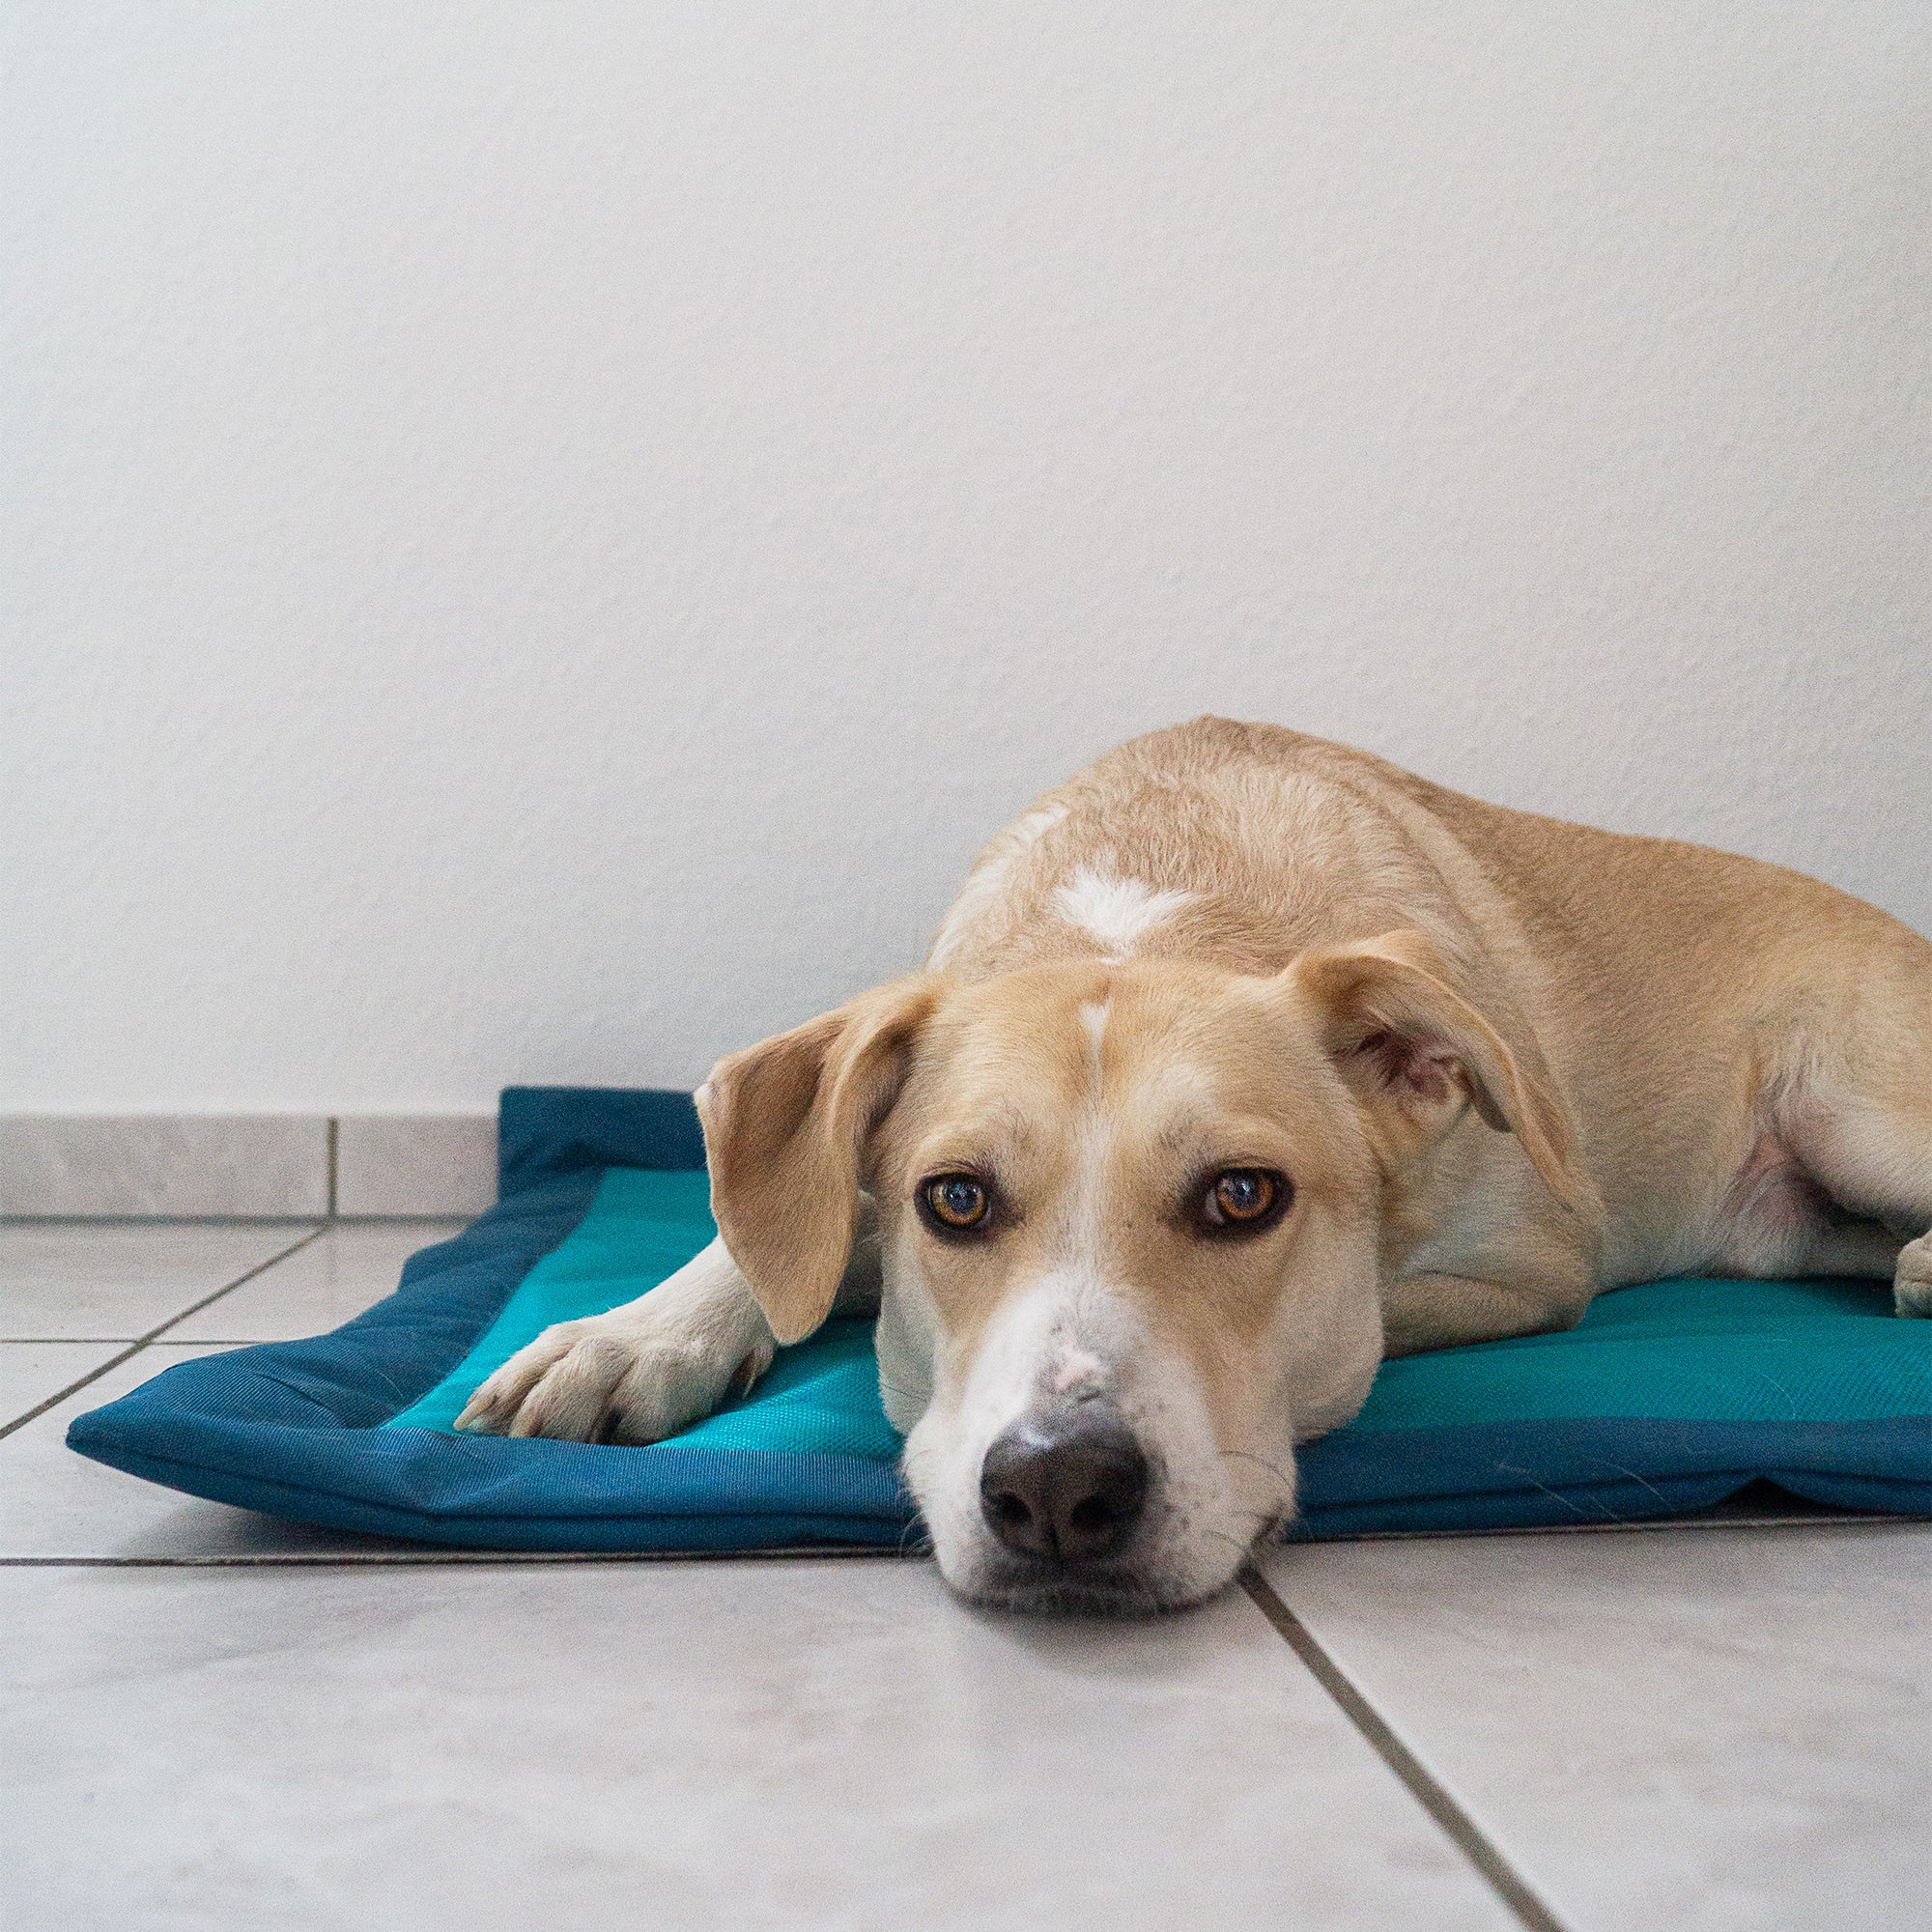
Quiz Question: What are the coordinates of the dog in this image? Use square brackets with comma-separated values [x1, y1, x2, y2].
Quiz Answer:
[458, 720, 1931, 1612]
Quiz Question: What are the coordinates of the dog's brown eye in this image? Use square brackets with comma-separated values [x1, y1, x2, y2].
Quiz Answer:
[1199, 1168, 1290, 1234]
[921, 1174, 993, 1234]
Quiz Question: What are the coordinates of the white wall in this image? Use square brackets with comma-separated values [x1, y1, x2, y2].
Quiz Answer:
[5, 3, 1926, 1113]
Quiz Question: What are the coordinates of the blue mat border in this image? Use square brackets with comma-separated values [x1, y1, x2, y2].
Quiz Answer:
[66, 1087, 1931, 1549]
[69, 1092, 924, 1550]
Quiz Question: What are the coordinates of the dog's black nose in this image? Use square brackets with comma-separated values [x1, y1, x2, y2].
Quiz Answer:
[980, 1409, 1150, 1563]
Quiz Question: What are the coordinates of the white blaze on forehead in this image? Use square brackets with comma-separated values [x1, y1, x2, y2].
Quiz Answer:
[1071, 1001, 1112, 1240]
[1079, 997, 1109, 1070]
[1054, 867, 1192, 961]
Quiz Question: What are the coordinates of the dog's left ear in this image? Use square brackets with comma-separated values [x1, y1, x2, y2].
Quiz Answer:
[1287, 929, 1590, 1216]
[696, 975, 945, 1346]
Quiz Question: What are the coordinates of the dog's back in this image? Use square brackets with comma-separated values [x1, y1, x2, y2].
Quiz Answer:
[930, 717, 1932, 1297]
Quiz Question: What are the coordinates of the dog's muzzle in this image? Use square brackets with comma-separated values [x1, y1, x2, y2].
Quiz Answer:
[978, 1402, 1151, 1565]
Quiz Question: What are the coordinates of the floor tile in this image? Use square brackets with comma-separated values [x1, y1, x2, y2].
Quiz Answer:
[0, 1345, 383, 1559]
[0, 1342, 131, 1431]
[0, 1222, 321, 1340]
[169, 1220, 464, 1342]
[0, 1560, 1520, 1932]
[1257, 1524, 1932, 1932]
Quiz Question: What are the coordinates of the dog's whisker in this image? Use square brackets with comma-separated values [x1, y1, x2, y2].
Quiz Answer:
[1217, 1448, 1296, 1490]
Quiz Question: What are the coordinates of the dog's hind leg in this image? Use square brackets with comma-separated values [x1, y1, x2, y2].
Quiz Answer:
[1781, 923, 1932, 1315]
[1380, 1263, 1596, 1355]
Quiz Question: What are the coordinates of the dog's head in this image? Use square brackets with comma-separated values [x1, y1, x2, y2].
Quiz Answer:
[696, 933, 1582, 1613]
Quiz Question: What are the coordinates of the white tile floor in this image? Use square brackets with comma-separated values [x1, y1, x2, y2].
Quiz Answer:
[1, 1221, 1926, 1931]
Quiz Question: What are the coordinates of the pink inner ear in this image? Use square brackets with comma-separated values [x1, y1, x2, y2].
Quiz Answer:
[1357, 1029, 1458, 1104]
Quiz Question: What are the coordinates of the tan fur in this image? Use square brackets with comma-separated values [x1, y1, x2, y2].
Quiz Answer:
[697, 977, 942, 1345]
[925, 719, 1931, 1331]
[460, 720, 1931, 1609]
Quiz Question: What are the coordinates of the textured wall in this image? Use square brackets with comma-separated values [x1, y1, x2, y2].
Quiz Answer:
[5, 4, 1926, 1111]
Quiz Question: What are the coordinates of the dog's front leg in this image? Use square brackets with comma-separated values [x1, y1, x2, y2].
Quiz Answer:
[455, 1236, 775, 1443]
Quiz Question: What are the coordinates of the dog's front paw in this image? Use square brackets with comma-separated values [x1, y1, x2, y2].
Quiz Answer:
[453, 1308, 773, 1444]
[1896, 1235, 1932, 1318]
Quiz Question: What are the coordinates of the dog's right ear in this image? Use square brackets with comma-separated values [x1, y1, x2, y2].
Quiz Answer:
[696, 976, 945, 1346]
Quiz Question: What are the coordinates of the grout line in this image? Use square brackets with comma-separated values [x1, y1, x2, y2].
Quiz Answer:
[0, 1337, 278, 1349]
[326, 1117, 339, 1220]
[0, 1547, 921, 1569]
[1285, 1509, 1910, 1542]
[0, 1226, 327, 1441]
[1241, 1565, 1571, 1932]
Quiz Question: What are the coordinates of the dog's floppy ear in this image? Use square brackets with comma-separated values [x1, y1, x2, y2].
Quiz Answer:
[1288, 929, 1589, 1216]
[696, 975, 945, 1346]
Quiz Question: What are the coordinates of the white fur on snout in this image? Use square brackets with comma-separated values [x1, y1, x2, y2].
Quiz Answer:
[1050, 1348, 1105, 1394]
[902, 1265, 1257, 1611]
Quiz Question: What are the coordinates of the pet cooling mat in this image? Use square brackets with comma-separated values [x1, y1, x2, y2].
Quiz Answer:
[68, 1088, 1931, 1549]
